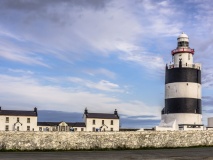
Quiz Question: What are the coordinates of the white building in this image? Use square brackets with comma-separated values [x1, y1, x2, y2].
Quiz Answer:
[83, 108, 120, 132]
[0, 107, 38, 131]
[37, 108, 120, 132]
[0, 107, 120, 132]
[37, 122, 86, 132]
[207, 117, 213, 130]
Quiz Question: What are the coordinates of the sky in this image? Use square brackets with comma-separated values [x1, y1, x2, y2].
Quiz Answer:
[0, 0, 213, 128]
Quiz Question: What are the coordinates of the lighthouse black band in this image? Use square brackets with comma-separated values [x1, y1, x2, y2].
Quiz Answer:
[164, 98, 201, 114]
[165, 68, 201, 84]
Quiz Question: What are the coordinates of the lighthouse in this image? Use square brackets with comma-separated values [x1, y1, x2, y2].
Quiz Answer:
[156, 33, 203, 130]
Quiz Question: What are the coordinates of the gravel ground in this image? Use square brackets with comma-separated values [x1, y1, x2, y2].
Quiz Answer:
[0, 147, 213, 160]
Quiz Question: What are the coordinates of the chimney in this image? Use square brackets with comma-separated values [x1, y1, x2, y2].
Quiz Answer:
[84, 108, 88, 114]
[114, 109, 118, 115]
[34, 107, 37, 116]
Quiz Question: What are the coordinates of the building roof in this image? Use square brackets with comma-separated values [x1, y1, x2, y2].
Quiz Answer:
[0, 109, 37, 117]
[178, 32, 188, 38]
[178, 124, 204, 126]
[85, 113, 119, 119]
[37, 122, 86, 127]
[37, 122, 59, 126]
[119, 128, 139, 131]
[67, 122, 86, 127]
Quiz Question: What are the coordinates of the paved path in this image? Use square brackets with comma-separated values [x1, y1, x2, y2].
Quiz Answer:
[1, 147, 213, 160]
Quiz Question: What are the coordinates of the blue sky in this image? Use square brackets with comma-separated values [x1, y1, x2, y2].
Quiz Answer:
[0, 0, 213, 128]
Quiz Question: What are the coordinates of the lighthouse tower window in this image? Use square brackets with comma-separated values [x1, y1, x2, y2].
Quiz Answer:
[188, 54, 190, 60]
[178, 41, 189, 47]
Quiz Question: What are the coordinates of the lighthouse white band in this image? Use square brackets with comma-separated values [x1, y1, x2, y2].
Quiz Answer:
[173, 53, 193, 66]
[161, 113, 202, 126]
[165, 82, 201, 99]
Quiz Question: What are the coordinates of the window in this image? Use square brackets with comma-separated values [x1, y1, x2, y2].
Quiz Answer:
[102, 120, 104, 125]
[74, 128, 77, 131]
[188, 54, 190, 60]
[61, 126, 65, 131]
[178, 41, 188, 47]
[5, 125, 9, 131]
[39, 127, 42, 131]
[27, 126, 30, 131]
[93, 120, 95, 125]
[52, 127, 56, 131]
[92, 127, 95, 132]
[6, 117, 9, 123]
[111, 128, 113, 131]
[178, 42, 180, 47]
[17, 117, 19, 122]
[111, 120, 113, 125]
[81, 128, 84, 131]
[17, 126, 19, 131]
[27, 118, 30, 123]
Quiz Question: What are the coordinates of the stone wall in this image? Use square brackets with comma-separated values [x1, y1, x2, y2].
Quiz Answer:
[0, 131, 213, 150]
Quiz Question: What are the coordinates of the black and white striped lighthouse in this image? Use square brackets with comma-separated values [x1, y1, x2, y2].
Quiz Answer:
[160, 33, 202, 130]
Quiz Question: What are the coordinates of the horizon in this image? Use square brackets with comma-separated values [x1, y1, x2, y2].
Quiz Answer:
[0, 0, 213, 128]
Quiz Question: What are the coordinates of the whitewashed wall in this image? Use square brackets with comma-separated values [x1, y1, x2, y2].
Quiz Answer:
[85, 118, 119, 131]
[165, 82, 201, 99]
[208, 117, 213, 127]
[161, 113, 202, 130]
[173, 53, 193, 66]
[0, 115, 37, 131]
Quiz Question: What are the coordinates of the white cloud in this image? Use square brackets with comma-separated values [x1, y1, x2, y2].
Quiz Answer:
[0, 38, 49, 67]
[202, 69, 213, 88]
[133, 0, 182, 36]
[0, 0, 142, 55]
[68, 77, 123, 92]
[8, 68, 34, 75]
[0, 0, 180, 74]
[83, 68, 116, 79]
[120, 51, 164, 70]
[90, 80, 121, 92]
[0, 74, 160, 117]
[0, 0, 186, 93]
[0, 27, 24, 41]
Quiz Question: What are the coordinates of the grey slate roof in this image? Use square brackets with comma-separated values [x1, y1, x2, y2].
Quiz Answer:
[67, 122, 86, 127]
[85, 113, 119, 119]
[37, 122, 86, 127]
[37, 122, 59, 126]
[0, 110, 37, 117]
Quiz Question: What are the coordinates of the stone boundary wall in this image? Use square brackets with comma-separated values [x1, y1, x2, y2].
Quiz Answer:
[0, 131, 213, 150]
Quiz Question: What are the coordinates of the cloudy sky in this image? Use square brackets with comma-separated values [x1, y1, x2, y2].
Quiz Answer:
[0, 0, 213, 128]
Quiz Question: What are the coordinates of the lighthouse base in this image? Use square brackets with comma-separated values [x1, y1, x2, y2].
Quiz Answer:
[155, 113, 203, 131]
